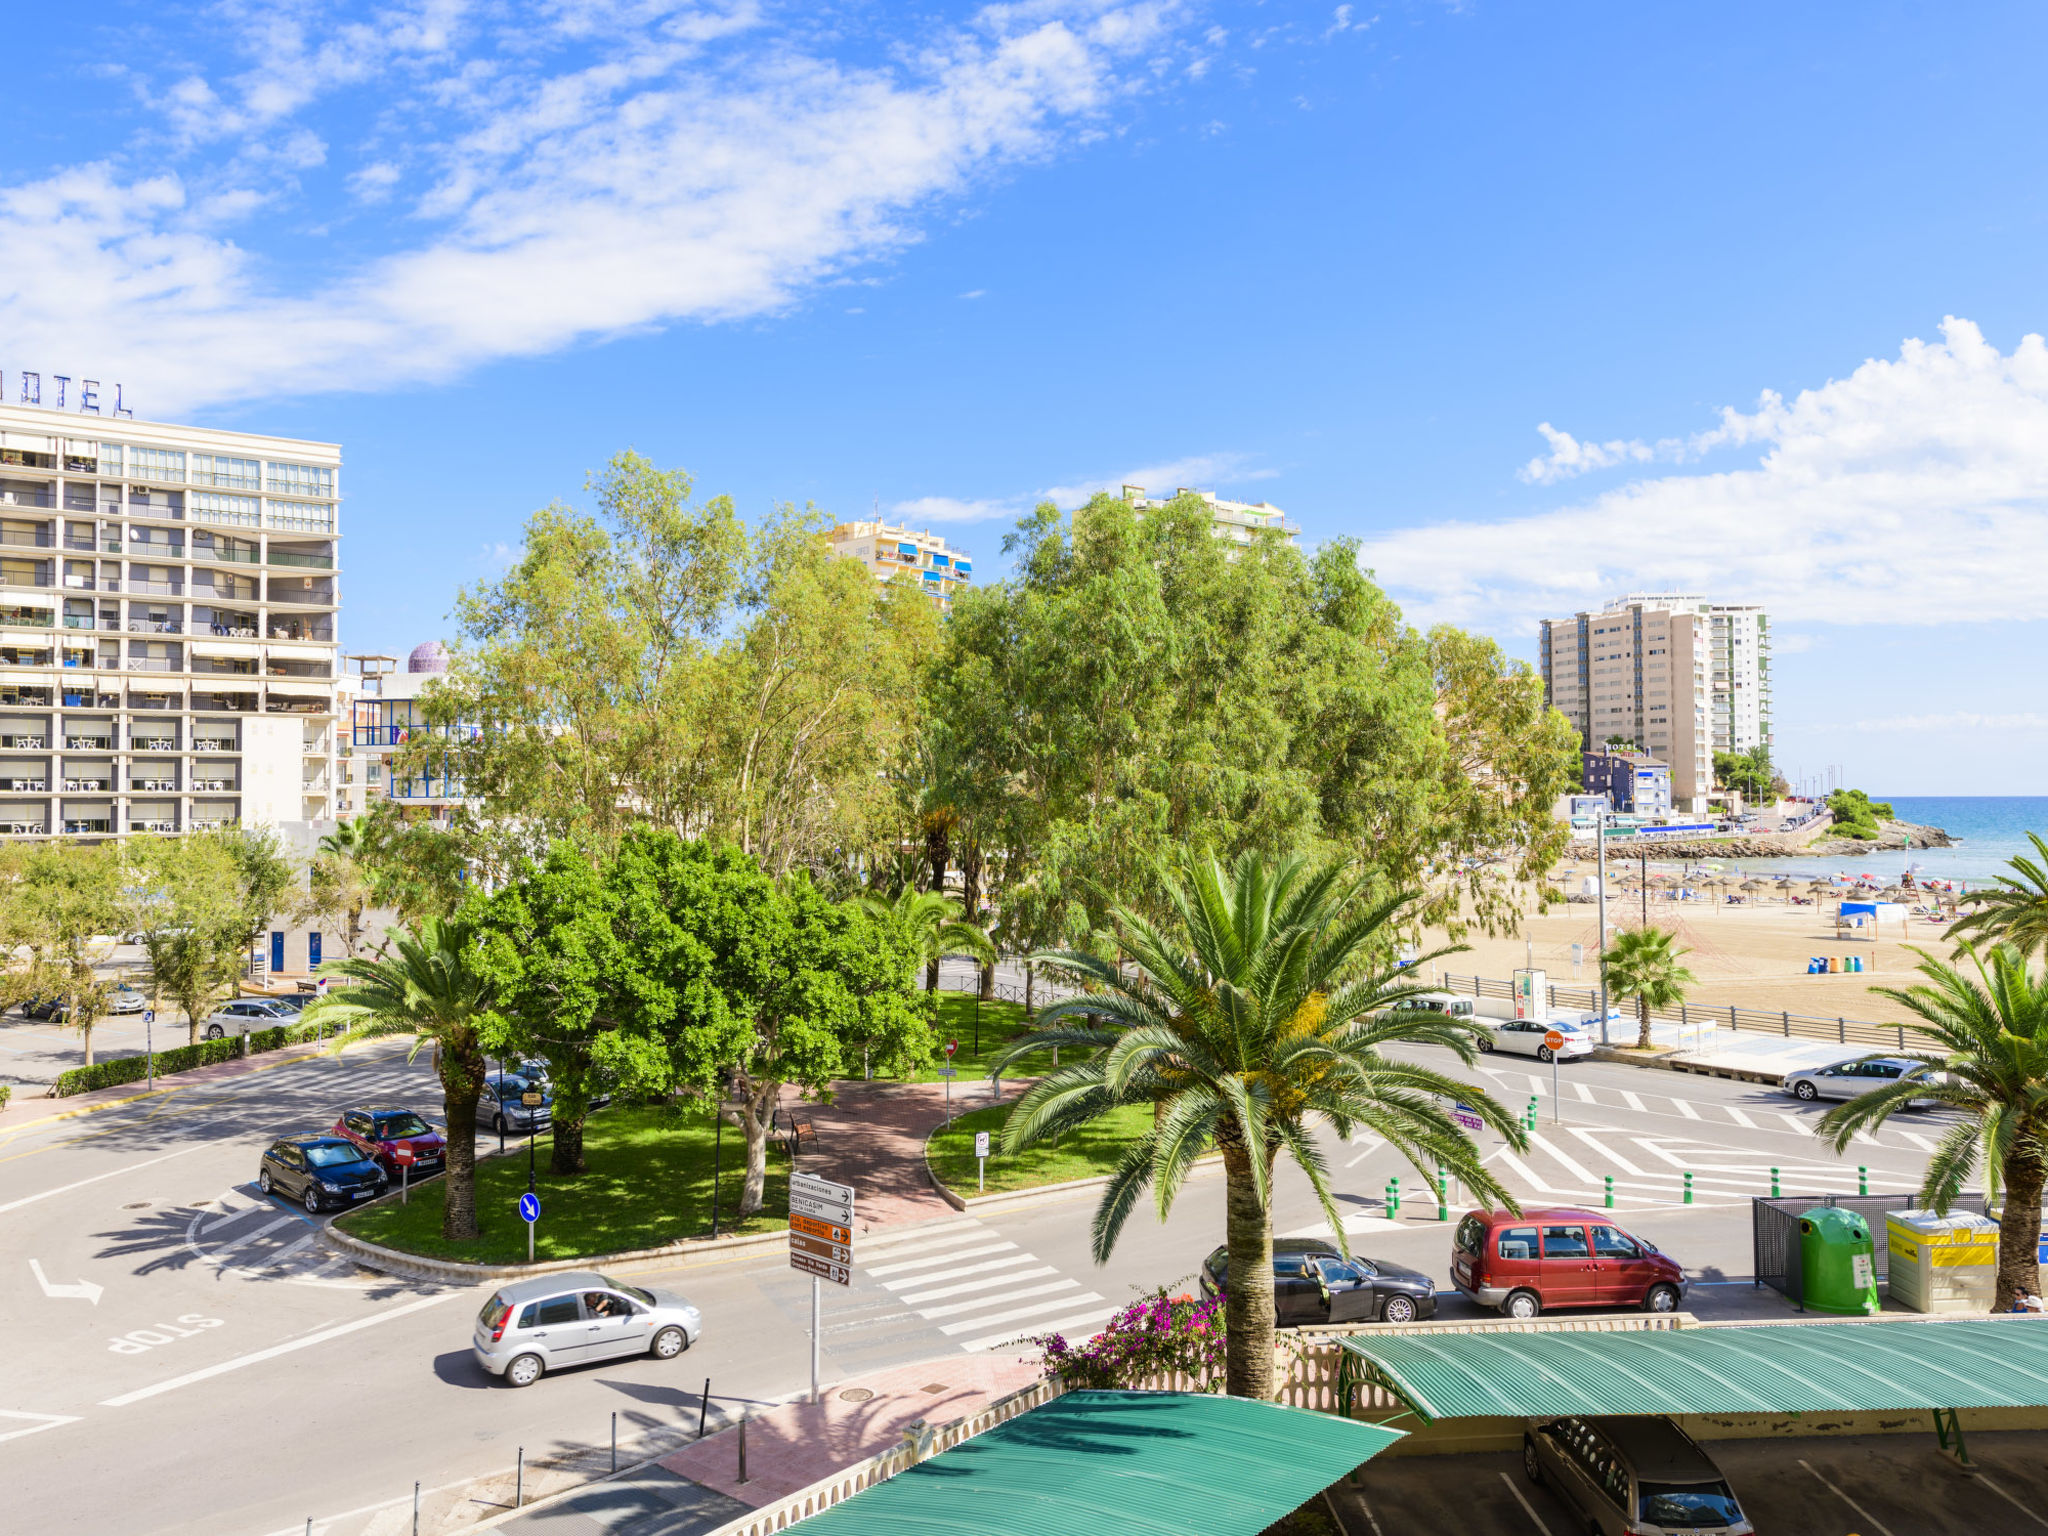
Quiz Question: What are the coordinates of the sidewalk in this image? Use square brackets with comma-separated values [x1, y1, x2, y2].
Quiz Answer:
[788, 1075, 1016, 1231]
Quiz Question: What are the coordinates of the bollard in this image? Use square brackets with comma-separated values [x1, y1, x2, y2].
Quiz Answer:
[413, 1482, 420, 1536]
[1683, 1170, 1693, 1204]
[698, 1378, 712, 1438]
[1771, 1167, 1780, 1199]
[1385, 1178, 1400, 1220]
[612, 1411, 618, 1473]
[1859, 1165, 1869, 1197]
[1525, 1096, 1538, 1130]
[738, 1417, 750, 1485]
[516, 1447, 524, 1509]
[1604, 1174, 1614, 1209]
[1436, 1167, 1449, 1222]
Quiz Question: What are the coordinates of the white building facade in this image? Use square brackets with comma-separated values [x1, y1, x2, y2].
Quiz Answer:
[0, 402, 340, 843]
[1119, 485, 1299, 550]
[825, 522, 973, 611]
[344, 643, 470, 822]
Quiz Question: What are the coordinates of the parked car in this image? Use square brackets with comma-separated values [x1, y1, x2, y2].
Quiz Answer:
[265, 993, 312, 1014]
[1452, 1207, 1687, 1318]
[106, 983, 146, 1015]
[258, 1134, 390, 1213]
[479, 1073, 554, 1134]
[473, 1272, 701, 1387]
[200, 997, 297, 1040]
[19, 995, 70, 1021]
[1524, 1414, 1754, 1535]
[1199, 1237, 1438, 1325]
[1387, 992, 1477, 1021]
[1478, 1016, 1596, 1063]
[332, 1105, 447, 1177]
[508, 1058, 615, 1110]
[1783, 1056, 1941, 1106]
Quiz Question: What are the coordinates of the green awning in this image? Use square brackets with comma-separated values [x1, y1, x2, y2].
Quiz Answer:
[792, 1390, 1402, 1536]
[1340, 1317, 2048, 1424]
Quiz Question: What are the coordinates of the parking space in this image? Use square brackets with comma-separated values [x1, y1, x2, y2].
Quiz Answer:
[1331, 1431, 2048, 1536]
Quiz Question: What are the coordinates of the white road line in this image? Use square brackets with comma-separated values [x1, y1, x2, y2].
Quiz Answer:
[102, 1292, 465, 1407]
[1498, 1471, 1555, 1536]
[1897, 1130, 1936, 1152]
[1778, 1113, 1811, 1134]
[1620, 1090, 1646, 1113]
[897, 1266, 1058, 1305]
[200, 1192, 260, 1235]
[917, 1279, 1080, 1320]
[1344, 1136, 1384, 1169]
[881, 1254, 1037, 1291]
[939, 1292, 1104, 1336]
[1573, 1081, 1596, 1104]
[854, 1221, 982, 1256]
[958, 1305, 1114, 1353]
[1672, 1098, 1701, 1120]
[1524, 1074, 1546, 1097]
[1977, 1472, 2048, 1530]
[0, 1409, 83, 1446]
[865, 1241, 1017, 1277]
[1798, 1458, 1897, 1536]
[1524, 1132, 1595, 1184]
[1723, 1105, 1756, 1128]
[205, 1216, 296, 1263]
[1567, 1128, 1647, 1177]
[264, 1232, 319, 1269]
[1851, 1128, 1881, 1147]
[0, 1145, 207, 1216]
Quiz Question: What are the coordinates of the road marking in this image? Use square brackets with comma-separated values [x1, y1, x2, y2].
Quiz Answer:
[1498, 1471, 1554, 1535]
[1723, 1104, 1756, 1128]
[897, 1266, 1059, 1304]
[0, 1408, 83, 1445]
[1344, 1136, 1384, 1168]
[101, 1291, 463, 1407]
[866, 1240, 1017, 1277]
[1572, 1081, 1596, 1104]
[1524, 1132, 1595, 1184]
[0, 1145, 207, 1215]
[1798, 1457, 1897, 1536]
[919, 1279, 1081, 1320]
[1898, 1130, 1936, 1152]
[1620, 1090, 1645, 1113]
[1977, 1472, 2048, 1530]
[265, 1231, 319, 1268]
[1672, 1098, 1701, 1120]
[1566, 1128, 1647, 1177]
[1778, 1113, 1811, 1134]
[200, 1190, 262, 1235]
[958, 1303, 1113, 1353]
[205, 1215, 296, 1263]
[939, 1291, 1105, 1336]
[1852, 1128, 1882, 1147]
[854, 1221, 982, 1256]
[881, 1254, 1035, 1291]
[28, 1259, 103, 1304]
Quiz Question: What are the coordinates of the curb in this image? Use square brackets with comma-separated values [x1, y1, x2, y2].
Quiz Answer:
[1588, 1045, 1788, 1087]
[319, 1218, 790, 1285]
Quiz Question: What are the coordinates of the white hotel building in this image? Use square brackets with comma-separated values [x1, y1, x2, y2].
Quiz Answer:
[0, 401, 340, 843]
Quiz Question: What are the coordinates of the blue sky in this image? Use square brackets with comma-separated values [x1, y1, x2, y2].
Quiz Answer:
[7, 1, 2047, 794]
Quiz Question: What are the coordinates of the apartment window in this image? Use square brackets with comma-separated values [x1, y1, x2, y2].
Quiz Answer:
[97, 444, 123, 476]
[191, 493, 262, 529]
[265, 462, 334, 498]
[128, 448, 186, 484]
[191, 454, 261, 491]
[266, 502, 333, 533]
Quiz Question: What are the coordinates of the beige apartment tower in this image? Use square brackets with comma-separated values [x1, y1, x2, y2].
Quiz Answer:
[1539, 593, 1771, 813]
[0, 401, 341, 843]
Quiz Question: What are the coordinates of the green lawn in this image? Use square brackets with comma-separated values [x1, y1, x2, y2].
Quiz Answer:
[894, 992, 1072, 1087]
[335, 1103, 788, 1265]
[926, 1098, 1151, 1197]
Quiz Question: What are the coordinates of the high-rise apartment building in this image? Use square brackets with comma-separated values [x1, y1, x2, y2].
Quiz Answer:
[1119, 485, 1299, 550]
[824, 522, 973, 611]
[0, 401, 341, 843]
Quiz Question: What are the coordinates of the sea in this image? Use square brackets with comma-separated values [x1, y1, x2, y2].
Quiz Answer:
[1685, 796, 2048, 890]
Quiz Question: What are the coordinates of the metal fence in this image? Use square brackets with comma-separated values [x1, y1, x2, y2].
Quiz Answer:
[1433, 971, 1913, 1051]
[1752, 1193, 1996, 1310]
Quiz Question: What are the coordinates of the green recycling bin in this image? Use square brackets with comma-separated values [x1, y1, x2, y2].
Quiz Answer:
[1799, 1205, 1880, 1315]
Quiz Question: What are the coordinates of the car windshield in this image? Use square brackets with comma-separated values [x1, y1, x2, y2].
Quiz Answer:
[303, 1142, 366, 1169]
[374, 1113, 431, 1138]
[597, 1278, 656, 1305]
[1638, 1482, 1742, 1525]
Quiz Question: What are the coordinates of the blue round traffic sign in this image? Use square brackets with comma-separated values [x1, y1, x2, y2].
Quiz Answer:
[518, 1192, 541, 1223]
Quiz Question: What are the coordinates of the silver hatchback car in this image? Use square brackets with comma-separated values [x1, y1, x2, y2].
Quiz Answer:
[1783, 1056, 1941, 1107]
[473, 1271, 702, 1388]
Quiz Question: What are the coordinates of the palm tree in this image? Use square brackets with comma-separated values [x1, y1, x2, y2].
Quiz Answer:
[993, 850, 1525, 1400]
[860, 886, 995, 992]
[305, 918, 496, 1241]
[317, 813, 375, 860]
[1817, 944, 2048, 1311]
[1949, 833, 2048, 959]
[1602, 926, 1696, 1049]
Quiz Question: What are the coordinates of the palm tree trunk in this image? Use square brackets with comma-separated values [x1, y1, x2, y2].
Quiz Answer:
[1636, 994, 1652, 1050]
[550, 1115, 586, 1177]
[1994, 1139, 2047, 1311]
[438, 1034, 487, 1242]
[1219, 1140, 1277, 1400]
[1024, 963, 1035, 1021]
[925, 957, 939, 992]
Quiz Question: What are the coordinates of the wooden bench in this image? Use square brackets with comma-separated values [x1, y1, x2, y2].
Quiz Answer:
[778, 1109, 819, 1156]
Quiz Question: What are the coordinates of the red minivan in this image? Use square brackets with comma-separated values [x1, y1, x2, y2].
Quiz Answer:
[1452, 1207, 1687, 1318]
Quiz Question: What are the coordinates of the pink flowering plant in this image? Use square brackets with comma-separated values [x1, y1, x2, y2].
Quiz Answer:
[1034, 1286, 1228, 1393]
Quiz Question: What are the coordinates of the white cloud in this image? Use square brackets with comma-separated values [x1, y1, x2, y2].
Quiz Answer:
[2, 0, 1185, 414]
[887, 495, 1015, 523]
[1840, 712, 2048, 733]
[1360, 318, 2048, 630]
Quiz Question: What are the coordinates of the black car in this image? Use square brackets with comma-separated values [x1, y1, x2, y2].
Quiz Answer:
[20, 995, 70, 1021]
[1199, 1238, 1438, 1325]
[258, 1135, 389, 1213]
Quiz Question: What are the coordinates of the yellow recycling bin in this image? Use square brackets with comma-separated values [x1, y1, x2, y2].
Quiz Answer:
[1886, 1209, 1999, 1313]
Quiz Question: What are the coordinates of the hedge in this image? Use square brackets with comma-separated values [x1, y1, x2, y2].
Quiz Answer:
[52, 1018, 353, 1097]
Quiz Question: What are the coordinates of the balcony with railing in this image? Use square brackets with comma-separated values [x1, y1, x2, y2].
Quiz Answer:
[0, 648, 53, 668]
[63, 735, 112, 751]
[266, 581, 335, 606]
[266, 696, 332, 716]
[195, 657, 259, 676]
[267, 660, 332, 680]
[0, 776, 47, 792]
[265, 619, 334, 643]
[3, 606, 54, 627]
[129, 618, 184, 634]
[0, 528, 54, 549]
[0, 488, 56, 509]
[126, 657, 183, 673]
[62, 818, 111, 834]
[63, 536, 122, 554]
[126, 693, 179, 710]
[0, 689, 51, 708]
[63, 775, 112, 792]
[130, 734, 180, 751]
[193, 736, 237, 752]
[0, 734, 46, 749]
[1, 565, 55, 590]
[129, 818, 178, 834]
[61, 575, 111, 592]
[190, 774, 237, 792]
[126, 578, 184, 596]
[130, 776, 179, 793]
[192, 693, 258, 714]
[268, 548, 335, 570]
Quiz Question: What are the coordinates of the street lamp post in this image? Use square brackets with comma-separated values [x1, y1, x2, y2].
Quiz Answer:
[1596, 812, 1610, 1045]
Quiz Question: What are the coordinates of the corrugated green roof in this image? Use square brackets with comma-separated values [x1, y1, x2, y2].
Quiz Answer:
[1340, 1318, 2048, 1423]
[792, 1390, 1402, 1536]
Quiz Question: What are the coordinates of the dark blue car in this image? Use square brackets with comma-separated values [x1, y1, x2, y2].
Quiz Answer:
[258, 1134, 389, 1213]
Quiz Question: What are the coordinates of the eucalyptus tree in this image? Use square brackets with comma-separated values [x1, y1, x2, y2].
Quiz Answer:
[994, 850, 1524, 1399]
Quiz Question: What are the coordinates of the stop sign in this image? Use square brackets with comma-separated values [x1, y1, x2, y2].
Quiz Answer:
[1543, 1029, 1565, 1052]
[393, 1145, 416, 1167]
[945, 1040, 957, 1057]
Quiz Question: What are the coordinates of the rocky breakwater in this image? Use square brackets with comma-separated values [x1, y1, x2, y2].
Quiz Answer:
[1808, 818, 1955, 856]
[1564, 816, 1955, 864]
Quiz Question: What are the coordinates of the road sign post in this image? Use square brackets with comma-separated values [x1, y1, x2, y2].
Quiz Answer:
[789, 1173, 854, 1404]
[144, 1009, 154, 1090]
[518, 1191, 540, 1263]
[1543, 1029, 1565, 1119]
[395, 1144, 415, 1205]
[974, 1130, 989, 1194]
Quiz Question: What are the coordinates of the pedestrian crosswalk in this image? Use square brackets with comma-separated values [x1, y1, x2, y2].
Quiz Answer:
[853, 1218, 1117, 1353]
[183, 1187, 372, 1287]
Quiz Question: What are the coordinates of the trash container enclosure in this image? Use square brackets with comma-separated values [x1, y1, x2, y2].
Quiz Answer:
[1887, 1209, 2000, 1313]
[1800, 1205, 1880, 1315]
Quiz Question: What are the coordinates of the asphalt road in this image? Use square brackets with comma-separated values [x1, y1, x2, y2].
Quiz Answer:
[0, 1033, 1956, 1535]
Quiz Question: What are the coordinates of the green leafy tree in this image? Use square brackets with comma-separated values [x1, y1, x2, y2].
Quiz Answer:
[1817, 945, 2048, 1311]
[126, 835, 249, 1045]
[307, 918, 497, 1241]
[206, 826, 296, 979]
[859, 886, 994, 993]
[1949, 832, 2048, 960]
[1713, 748, 1776, 802]
[1, 844, 124, 1065]
[1602, 926, 1696, 1050]
[994, 851, 1524, 1399]
[1825, 787, 1895, 840]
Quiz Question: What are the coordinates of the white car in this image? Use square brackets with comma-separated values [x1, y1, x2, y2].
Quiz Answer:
[1388, 992, 1477, 1020]
[106, 983, 146, 1015]
[1478, 1017, 1597, 1063]
[1783, 1057, 1942, 1107]
[199, 997, 296, 1040]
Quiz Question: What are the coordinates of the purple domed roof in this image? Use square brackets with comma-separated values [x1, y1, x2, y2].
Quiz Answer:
[407, 641, 449, 674]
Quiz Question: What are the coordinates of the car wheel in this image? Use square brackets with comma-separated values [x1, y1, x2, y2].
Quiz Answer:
[1536, 1045, 1554, 1064]
[493, 1113, 506, 1134]
[1380, 1294, 1417, 1323]
[1793, 1080, 1818, 1101]
[651, 1326, 688, 1360]
[1478, 1035, 1493, 1052]
[1523, 1436, 1543, 1485]
[259, 1169, 273, 1195]
[204, 1024, 224, 1040]
[1503, 1289, 1541, 1320]
[303, 1185, 322, 1214]
[505, 1353, 544, 1388]
[1644, 1283, 1679, 1314]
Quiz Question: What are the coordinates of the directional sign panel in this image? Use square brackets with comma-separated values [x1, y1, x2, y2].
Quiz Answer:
[791, 1231, 851, 1266]
[789, 1173, 853, 1285]
[791, 1172, 853, 1207]
[790, 1212, 851, 1245]
[790, 1251, 850, 1286]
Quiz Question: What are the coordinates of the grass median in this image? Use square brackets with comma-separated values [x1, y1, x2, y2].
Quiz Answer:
[926, 1098, 1151, 1197]
[335, 1103, 788, 1265]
